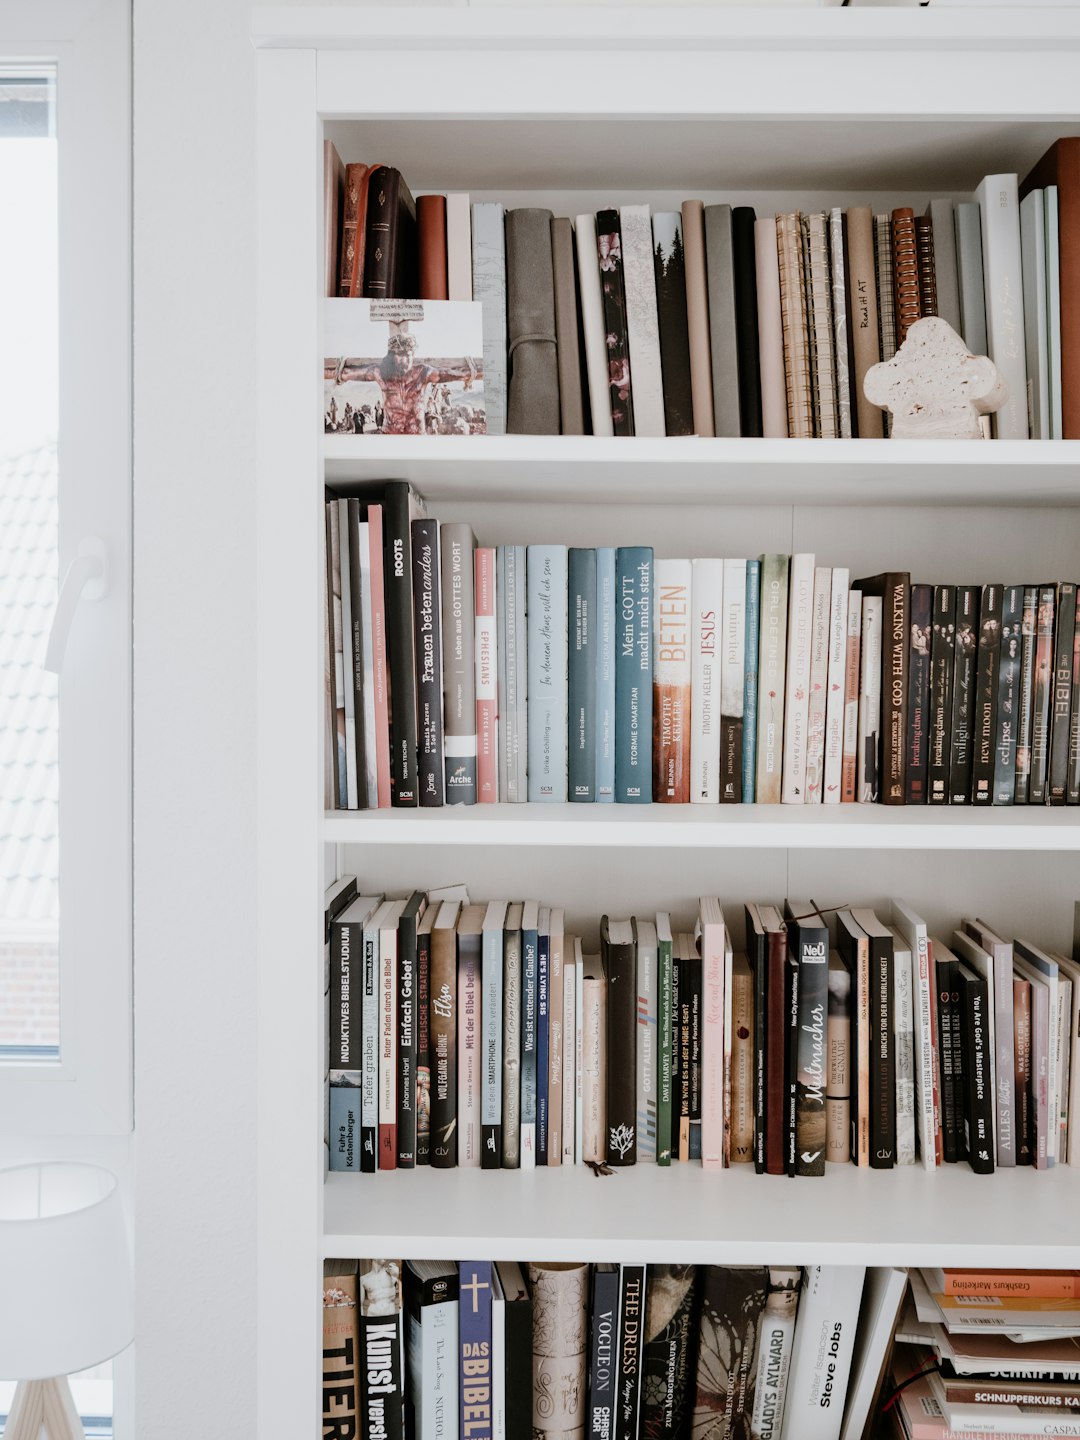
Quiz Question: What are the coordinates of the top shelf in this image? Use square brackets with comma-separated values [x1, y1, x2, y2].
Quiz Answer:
[324, 437, 1080, 508]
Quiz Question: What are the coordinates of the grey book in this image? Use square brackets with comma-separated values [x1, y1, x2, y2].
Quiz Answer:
[551, 216, 585, 435]
[498, 544, 528, 804]
[704, 203, 742, 437]
[954, 201, 988, 357]
[925, 199, 962, 336]
[620, 203, 666, 437]
[472, 201, 508, 435]
[439, 522, 478, 804]
[505, 207, 559, 435]
[502, 902, 524, 1167]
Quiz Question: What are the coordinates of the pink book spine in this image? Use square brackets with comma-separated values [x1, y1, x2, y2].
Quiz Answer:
[367, 504, 392, 809]
[700, 916, 726, 1171]
[475, 547, 498, 803]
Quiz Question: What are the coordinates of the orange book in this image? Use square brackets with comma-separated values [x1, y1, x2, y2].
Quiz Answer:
[653, 559, 691, 803]
[942, 1269, 1080, 1299]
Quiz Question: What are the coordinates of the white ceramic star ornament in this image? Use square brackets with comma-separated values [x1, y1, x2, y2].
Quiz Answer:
[864, 315, 1008, 439]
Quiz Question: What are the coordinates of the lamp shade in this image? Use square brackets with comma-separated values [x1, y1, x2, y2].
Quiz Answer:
[0, 1162, 133, 1380]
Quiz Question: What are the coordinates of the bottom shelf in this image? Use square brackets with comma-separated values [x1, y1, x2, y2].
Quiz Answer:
[322, 1162, 1080, 1266]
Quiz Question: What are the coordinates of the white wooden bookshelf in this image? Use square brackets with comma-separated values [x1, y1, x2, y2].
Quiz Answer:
[254, 9, 1080, 1435]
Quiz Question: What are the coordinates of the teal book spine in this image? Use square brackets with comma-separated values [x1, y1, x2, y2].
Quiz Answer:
[743, 559, 761, 804]
[527, 545, 569, 802]
[329, 1082, 361, 1171]
[568, 547, 597, 802]
[615, 546, 654, 803]
[596, 547, 617, 802]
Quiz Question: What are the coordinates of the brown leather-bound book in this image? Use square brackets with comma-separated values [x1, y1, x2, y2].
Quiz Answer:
[363, 166, 418, 300]
[913, 213, 938, 319]
[681, 200, 714, 436]
[776, 213, 812, 438]
[338, 161, 370, 298]
[1021, 139, 1080, 437]
[417, 194, 448, 300]
[551, 216, 585, 435]
[891, 207, 921, 346]
[845, 207, 883, 439]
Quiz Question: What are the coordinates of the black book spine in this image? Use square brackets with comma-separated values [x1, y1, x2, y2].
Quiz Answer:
[1015, 586, 1038, 804]
[784, 947, 799, 1178]
[330, 917, 358, 1072]
[504, 1283, 532, 1440]
[971, 583, 1003, 805]
[616, 1264, 645, 1440]
[906, 583, 933, 802]
[936, 955, 961, 1163]
[672, 953, 686, 1162]
[993, 584, 1024, 805]
[868, 932, 895, 1168]
[346, 499, 368, 809]
[568, 547, 597, 803]
[883, 575, 909, 804]
[928, 584, 955, 805]
[596, 209, 635, 437]
[752, 930, 767, 1175]
[603, 923, 638, 1167]
[382, 483, 419, 806]
[1049, 581, 1077, 804]
[411, 517, 444, 807]
[360, 1298, 405, 1440]
[949, 585, 980, 804]
[397, 906, 421, 1168]
[1029, 584, 1057, 804]
[415, 926, 431, 1166]
[638, 1265, 699, 1440]
[1069, 586, 1080, 804]
[652, 213, 694, 438]
[960, 968, 995, 1174]
[587, 1267, 621, 1440]
[688, 953, 702, 1162]
[791, 918, 829, 1177]
[732, 206, 763, 438]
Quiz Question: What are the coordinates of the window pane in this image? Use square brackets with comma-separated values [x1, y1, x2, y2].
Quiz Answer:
[0, 70, 58, 1058]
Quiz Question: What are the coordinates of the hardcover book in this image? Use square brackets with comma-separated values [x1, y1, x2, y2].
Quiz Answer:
[528, 1263, 589, 1440]
[430, 899, 461, 1169]
[653, 558, 692, 804]
[756, 554, 789, 805]
[602, 915, 637, 1166]
[893, 898, 940, 1171]
[551, 216, 585, 437]
[363, 166, 417, 300]
[474, 548, 498, 804]
[405, 1260, 459, 1440]
[853, 572, 909, 805]
[359, 1259, 406, 1440]
[850, 908, 896, 1169]
[835, 909, 872, 1169]
[971, 583, 1003, 806]
[496, 1261, 532, 1440]
[857, 596, 882, 804]
[755, 215, 788, 439]
[692, 1266, 769, 1440]
[845, 206, 883, 439]
[776, 213, 812, 438]
[749, 1269, 801, 1440]
[378, 898, 407, 1169]
[582, 951, 606, 1165]
[639, 1265, 699, 1439]
[323, 1260, 362, 1435]
[412, 517, 445, 806]
[615, 547, 654, 803]
[1029, 583, 1057, 803]
[888, 924, 916, 1166]
[841, 590, 862, 803]
[720, 558, 747, 803]
[417, 193, 448, 301]
[526, 545, 569, 802]
[704, 203, 742, 437]
[682, 200, 714, 436]
[1049, 581, 1077, 804]
[785, 900, 829, 1176]
[957, 959, 996, 1174]
[954, 200, 988, 357]
[440, 524, 478, 804]
[505, 208, 559, 436]
[783, 1267, 865, 1440]
[653, 212, 694, 437]
[620, 203, 665, 438]
[568, 548, 598, 803]
[456, 905, 485, 1168]
[597, 208, 634, 436]
[826, 952, 851, 1165]
[471, 201, 508, 435]
[536, 906, 551, 1163]
[731, 953, 755, 1165]
[546, 908, 564, 1166]
[733, 206, 762, 438]
[458, 1261, 494, 1440]
[961, 916, 1016, 1168]
[690, 558, 724, 804]
[337, 158, 368, 298]
[823, 568, 849, 803]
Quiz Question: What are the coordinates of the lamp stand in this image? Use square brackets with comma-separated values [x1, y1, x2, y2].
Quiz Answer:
[6, 1377, 85, 1440]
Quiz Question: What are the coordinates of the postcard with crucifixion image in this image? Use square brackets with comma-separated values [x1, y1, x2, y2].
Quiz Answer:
[324, 298, 486, 436]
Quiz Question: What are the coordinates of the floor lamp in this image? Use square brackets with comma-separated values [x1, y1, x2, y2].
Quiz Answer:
[0, 1163, 133, 1440]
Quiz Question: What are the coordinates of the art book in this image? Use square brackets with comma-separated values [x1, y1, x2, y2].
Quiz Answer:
[324, 298, 485, 435]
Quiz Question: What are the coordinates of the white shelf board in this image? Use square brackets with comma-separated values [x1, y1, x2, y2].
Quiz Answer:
[323, 437, 1080, 507]
[323, 804, 1080, 851]
[323, 1164, 1080, 1266]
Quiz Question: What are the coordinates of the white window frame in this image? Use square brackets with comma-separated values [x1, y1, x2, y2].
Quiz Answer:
[0, 0, 132, 1136]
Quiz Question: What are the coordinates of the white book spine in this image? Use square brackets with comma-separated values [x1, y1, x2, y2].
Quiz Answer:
[823, 567, 849, 803]
[357, 521, 379, 807]
[511, 545, 529, 802]
[583, 975, 606, 1164]
[337, 500, 359, 809]
[975, 173, 1029, 440]
[1046, 187, 1063, 441]
[575, 213, 615, 437]
[755, 216, 788, 439]
[803, 566, 832, 805]
[782, 1266, 866, 1440]
[575, 952, 584, 1166]
[471, 201, 506, 435]
[894, 903, 937, 1171]
[446, 192, 472, 301]
[720, 558, 747, 803]
[619, 203, 666, 437]
[893, 940, 916, 1165]
[420, 1298, 459, 1440]
[690, 558, 724, 803]
[1058, 976, 1072, 1161]
[782, 553, 816, 804]
[939, 1398, 1080, 1438]
[858, 597, 882, 803]
[830, 208, 852, 440]
[1020, 189, 1050, 441]
[496, 547, 509, 803]
[491, 1284, 505, 1440]
[751, 1274, 800, 1440]
[636, 931, 658, 1163]
[562, 953, 576, 1165]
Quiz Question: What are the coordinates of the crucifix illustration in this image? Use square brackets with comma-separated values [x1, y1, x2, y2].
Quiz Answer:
[461, 1271, 490, 1313]
[325, 319, 477, 435]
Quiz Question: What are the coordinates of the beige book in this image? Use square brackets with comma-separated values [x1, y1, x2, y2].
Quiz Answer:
[446, 192, 472, 301]
[547, 907, 565, 1165]
[846, 206, 884, 439]
[776, 213, 813, 438]
[806, 212, 838, 439]
[755, 216, 788, 438]
[582, 953, 606, 1164]
[562, 936, 577, 1165]
[730, 953, 755, 1164]
[529, 1262, 589, 1435]
[322, 1261, 361, 1431]
[681, 199, 715, 436]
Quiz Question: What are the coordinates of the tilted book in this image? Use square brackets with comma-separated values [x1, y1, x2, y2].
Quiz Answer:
[440, 523, 478, 804]
[526, 544, 569, 802]
[955, 923, 1009, 1166]
[690, 557, 724, 804]
[615, 547, 653, 803]
[597, 208, 634, 436]
[892, 898, 940, 1171]
[575, 213, 614, 437]
[651, 214, 692, 435]
[653, 558, 692, 803]
[783, 1267, 865, 1440]
[835, 909, 871, 1169]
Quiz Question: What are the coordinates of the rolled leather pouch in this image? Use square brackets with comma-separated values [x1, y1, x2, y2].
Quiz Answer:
[505, 207, 561, 435]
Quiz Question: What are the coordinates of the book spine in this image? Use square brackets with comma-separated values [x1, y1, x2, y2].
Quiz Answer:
[672, 952, 687, 1161]
[527, 545, 569, 802]
[382, 486, 420, 807]
[937, 956, 961, 1164]
[440, 524, 477, 805]
[682, 200, 715, 437]
[858, 596, 882, 803]
[605, 935, 637, 1168]
[638, 1265, 698, 1438]
[536, 928, 550, 1163]
[416, 925, 431, 1166]
[734, 206, 763, 437]
[784, 945, 798, 1176]
[955, 201, 988, 356]
[430, 929, 458, 1169]
[520, 921, 538, 1168]
[766, 934, 787, 1176]
[1014, 977, 1032, 1165]
[794, 926, 829, 1176]
[1030, 583, 1056, 804]
[568, 548, 597, 803]
[720, 559, 747, 803]
[988, 941, 1016, 1170]
[583, 973, 606, 1164]
[547, 923, 564, 1166]
[976, 173, 1029, 440]
[562, 949, 576, 1165]
[368, 507, 393, 807]
[481, 925, 503, 1169]
[596, 548, 617, 802]
[620, 203, 665, 437]
[870, 935, 896, 1168]
[342, 500, 365, 809]
[879, 574, 910, 805]
[928, 585, 955, 806]
[338, 162, 365, 296]
[323, 1269, 361, 1431]
[906, 583, 932, 803]
[475, 548, 498, 804]
[704, 204, 742, 437]
[755, 214, 788, 439]
[993, 584, 1024, 804]
[502, 927, 521, 1169]
[700, 920, 726, 1171]
[776, 213, 812, 438]
[330, 917, 359, 1077]
[756, 555, 789, 805]
[823, 568, 849, 803]
[752, 935, 767, 1173]
[950, 585, 979, 805]
[657, 932, 673, 1166]
[458, 940, 481, 1168]
[412, 518, 445, 807]
[496, 547, 509, 804]
[417, 192, 448, 301]
[361, 923, 379, 1172]
[846, 206, 884, 439]
[743, 560, 761, 803]
[587, 1268, 620, 1440]
[690, 558, 724, 804]
[963, 971, 996, 1174]
[895, 946, 916, 1165]
[731, 960, 754, 1163]
[379, 926, 398, 1169]
[874, 213, 898, 366]
[830, 207, 852, 439]
[688, 954, 702, 1161]
[783, 1268, 865, 1440]
[616, 1265, 645, 1440]
[653, 212, 694, 437]
[854, 936, 871, 1166]
[1050, 581, 1077, 804]
[458, 1262, 493, 1440]
[1021, 188, 1050, 439]
[528, 1265, 590, 1440]
[329, 1083, 361, 1173]
[552, 216, 585, 437]
[636, 940, 657, 1164]
[472, 201, 507, 436]
[749, 1273, 800, 1440]
[841, 591, 862, 803]
[1031, 977, 1051, 1169]
[596, 208, 634, 436]
[803, 566, 832, 805]
[576, 213, 615, 436]
[914, 212, 938, 317]
[575, 956, 585, 1166]
[1069, 587, 1080, 803]
[615, 547, 654, 803]
[509, 547, 529, 803]
[653, 558, 692, 803]
[906, 921, 936, 1171]
[807, 212, 838, 438]
[1045, 184, 1063, 440]
[826, 963, 851, 1165]
[782, 553, 815, 804]
[693, 1267, 769, 1439]
[928, 198, 962, 334]
[972, 583, 1003, 806]
[360, 1279, 405, 1440]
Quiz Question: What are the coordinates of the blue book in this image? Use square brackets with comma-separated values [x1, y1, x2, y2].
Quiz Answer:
[520, 902, 539, 1168]
[568, 548, 597, 802]
[615, 547, 653, 802]
[536, 905, 551, 1164]
[458, 1261, 494, 1440]
[527, 544, 569, 801]
[743, 559, 761, 804]
[595, 547, 617, 802]
[481, 901, 507, 1169]
[329, 1081, 361, 1171]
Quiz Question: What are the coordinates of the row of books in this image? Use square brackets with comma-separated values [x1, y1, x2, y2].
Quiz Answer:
[890, 1267, 1080, 1439]
[323, 1258, 894, 1440]
[324, 484, 1080, 809]
[326, 875, 1080, 1178]
[323, 138, 1080, 440]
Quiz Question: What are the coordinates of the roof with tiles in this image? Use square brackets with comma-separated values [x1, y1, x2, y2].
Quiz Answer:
[0, 442, 58, 927]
